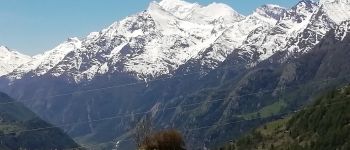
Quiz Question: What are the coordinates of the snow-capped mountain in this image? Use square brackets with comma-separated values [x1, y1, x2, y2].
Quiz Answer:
[178, 4, 287, 72]
[238, 0, 350, 62]
[320, 0, 350, 24]
[4, 0, 247, 82]
[239, 0, 321, 61]
[1, 0, 350, 148]
[2, 0, 350, 83]
[0, 46, 32, 76]
[159, 0, 244, 24]
[6, 38, 82, 81]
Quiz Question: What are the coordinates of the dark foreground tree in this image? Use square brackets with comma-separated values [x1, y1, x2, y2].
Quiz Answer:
[140, 129, 186, 150]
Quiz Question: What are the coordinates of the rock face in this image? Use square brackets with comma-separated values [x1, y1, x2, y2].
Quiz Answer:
[0, 0, 349, 149]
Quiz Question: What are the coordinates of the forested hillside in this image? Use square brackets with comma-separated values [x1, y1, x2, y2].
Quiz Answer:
[220, 86, 350, 150]
[0, 92, 81, 150]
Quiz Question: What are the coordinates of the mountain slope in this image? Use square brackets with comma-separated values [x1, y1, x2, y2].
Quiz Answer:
[151, 20, 350, 148]
[0, 0, 349, 149]
[0, 46, 31, 77]
[0, 92, 81, 150]
[221, 86, 350, 150]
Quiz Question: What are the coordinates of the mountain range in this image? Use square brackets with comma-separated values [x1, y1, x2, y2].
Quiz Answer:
[0, 0, 349, 149]
[2, 0, 348, 83]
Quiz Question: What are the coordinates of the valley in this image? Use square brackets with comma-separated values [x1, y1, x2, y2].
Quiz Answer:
[0, 0, 349, 149]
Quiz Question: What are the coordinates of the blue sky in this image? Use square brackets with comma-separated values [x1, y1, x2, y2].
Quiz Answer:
[0, 0, 306, 55]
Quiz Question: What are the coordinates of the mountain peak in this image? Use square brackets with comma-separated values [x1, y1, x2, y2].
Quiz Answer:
[0, 46, 23, 56]
[0, 45, 13, 52]
[195, 2, 244, 23]
[0, 46, 32, 76]
[293, 0, 318, 11]
[0, 45, 8, 49]
[0, 45, 26, 56]
[158, 0, 195, 7]
[157, 0, 200, 19]
[156, 0, 243, 24]
[0, 45, 9, 53]
[287, 0, 319, 19]
[320, 0, 350, 24]
[255, 4, 286, 20]
[204, 2, 242, 16]
[67, 37, 80, 42]
[265, 4, 285, 9]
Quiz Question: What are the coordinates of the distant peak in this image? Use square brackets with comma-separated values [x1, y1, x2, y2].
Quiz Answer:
[206, 2, 239, 13]
[291, 0, 319, 13]
[202, 2, 244, 19]
[0, 45, 9, 49]
[257, 4, 286, 11]
[154, 0, 244, 23]
[0, 45, 30, 58]
[0, 45, 9, 50]
[0, 46, 14, 54]
[156, 0, 200, 19]
[301, 0, 316, 3]
[158, 0, 199, 10]
[296, 0, 318, 7]
[255, 4, 286, 20]
[158, 0, 196, 7]
[87, 32, 99, 39]
[207, 2, 231, 8]
[66, 37, 81, 43]
[292, 0, 318, 9]
[265, 4, 285, 9]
